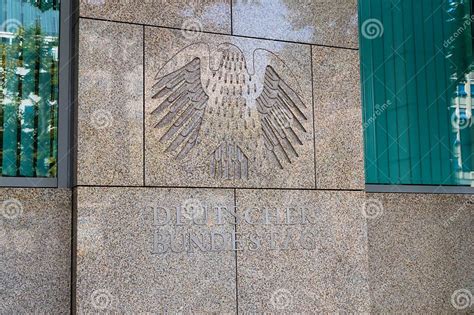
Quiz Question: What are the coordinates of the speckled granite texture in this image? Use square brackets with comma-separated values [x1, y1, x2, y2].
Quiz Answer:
[313, 46, 364, 190]
[235, 189, 370, 313]
[144, 27, 315, 189]
[77, 19, 144, 186]
[80, 0, 231, 34]
[75, 187, 236, 313]
[366, 193, 474, 313]
[232, 0, 358, 48]
[0, 189, 71, 313]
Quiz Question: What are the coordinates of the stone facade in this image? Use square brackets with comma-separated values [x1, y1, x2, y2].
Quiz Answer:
[0, 0, 472, 313]
[0, 189, 71, 313]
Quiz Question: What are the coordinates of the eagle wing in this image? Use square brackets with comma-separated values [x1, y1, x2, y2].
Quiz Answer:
[255, 65, 308, 169]
[151, 57, 209, 159]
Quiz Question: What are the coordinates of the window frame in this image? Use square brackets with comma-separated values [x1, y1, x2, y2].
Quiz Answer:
[0, 0, 75, 188]
[366, 184, 474, 195]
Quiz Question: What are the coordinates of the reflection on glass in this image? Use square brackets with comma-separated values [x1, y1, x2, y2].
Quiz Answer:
[452, 73, 474, 186]
[0, 0, 60, 177]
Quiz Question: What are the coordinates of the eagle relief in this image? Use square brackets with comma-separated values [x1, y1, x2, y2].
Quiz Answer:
[149, 42, 310, 181]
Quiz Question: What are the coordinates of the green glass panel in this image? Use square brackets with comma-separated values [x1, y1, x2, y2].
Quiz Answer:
[0, 0, 60, 178]
[36, 47, 52, 176]
[1, 33, 20, 176]
[19, 27, 36, 177]
[360, 0, 474, 186]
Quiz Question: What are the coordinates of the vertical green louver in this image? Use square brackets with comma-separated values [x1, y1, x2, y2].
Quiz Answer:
[359, 0, 474, 186]
[0, 0, 60, 178]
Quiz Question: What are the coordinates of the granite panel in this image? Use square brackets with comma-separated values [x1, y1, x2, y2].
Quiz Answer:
[80, 0, 231, 34]
[235, 189, 370, 313]
[0, 189, 71, 313]
[313, 46, 364, 190]
[76, 187, 236, 313]
[77, 19, 143, 186]
[145, 27, 315, 188]
[232, 0, 358, 48]
[367, 193, 474, 313]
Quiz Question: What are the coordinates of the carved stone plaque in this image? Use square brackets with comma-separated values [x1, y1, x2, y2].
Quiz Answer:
[145, 28, 315, 188]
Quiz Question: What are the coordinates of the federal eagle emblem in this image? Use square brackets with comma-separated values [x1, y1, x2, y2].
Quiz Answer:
[150, 42, 309, 180]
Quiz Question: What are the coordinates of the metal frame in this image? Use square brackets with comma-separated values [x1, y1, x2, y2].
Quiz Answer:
[0, 176, 57, 187]
[57, 0, 75, 188]
[0, 0, 74, 188]
[366, 184, 474, 194]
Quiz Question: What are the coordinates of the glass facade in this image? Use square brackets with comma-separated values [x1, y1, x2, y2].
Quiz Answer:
[359, 0, 474, 187]
[0, 0, 60, 178]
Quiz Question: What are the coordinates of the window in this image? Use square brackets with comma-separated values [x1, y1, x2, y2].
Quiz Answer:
[0, 0, 73, 187]
[359, 0, 474, 192]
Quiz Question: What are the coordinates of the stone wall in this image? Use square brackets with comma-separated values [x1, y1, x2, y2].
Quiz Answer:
[0, 189, 71, 313]
[0, 0, 472, 313]
[74, 1, 473, 313]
